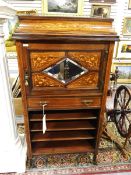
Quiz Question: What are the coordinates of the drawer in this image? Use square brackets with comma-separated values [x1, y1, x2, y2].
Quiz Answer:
[27, 97, 101, 110]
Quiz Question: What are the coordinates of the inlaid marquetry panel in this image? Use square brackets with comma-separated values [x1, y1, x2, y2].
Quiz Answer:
[32, 73, 64, 87]
[30, 52, 65, 71]
[67, 72, 98, 88]
[15, 17, 116, 37]
[68, 52, 101, 70]
[27, 22, 109, 33]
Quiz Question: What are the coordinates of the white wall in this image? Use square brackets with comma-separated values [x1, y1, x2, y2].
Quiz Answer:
[7, 0, 42, 14]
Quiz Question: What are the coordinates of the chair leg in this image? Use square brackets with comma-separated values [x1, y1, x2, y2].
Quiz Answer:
[123, 124, 131, 149]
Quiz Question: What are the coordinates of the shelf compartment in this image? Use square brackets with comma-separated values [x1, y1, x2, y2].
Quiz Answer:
[30, 120, 97, 132]
[29, 109, 99, 121]
[31, 130, 96, 142]
[32, 140, 95, 155]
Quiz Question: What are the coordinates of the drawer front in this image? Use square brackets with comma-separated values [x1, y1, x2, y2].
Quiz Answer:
[27, 97, 101, 110]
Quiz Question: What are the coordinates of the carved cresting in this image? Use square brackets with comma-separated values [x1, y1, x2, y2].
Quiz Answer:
[32, 73, 64, 87]
[30, 52, 65, 71]
[68, 52, 101, 70]
[67, 72, 98, 88]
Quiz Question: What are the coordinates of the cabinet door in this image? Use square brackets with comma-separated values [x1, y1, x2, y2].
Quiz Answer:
[22, 43, 109, 96]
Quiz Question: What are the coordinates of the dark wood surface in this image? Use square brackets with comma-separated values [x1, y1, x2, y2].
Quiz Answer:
[32, 140, 95, 155]
[29, 110, 97, 121]
[18, 15, 114, 21]
[31, 130, 96, 142]
[30, 120, 97, 131]
[14, 16, 118, 159]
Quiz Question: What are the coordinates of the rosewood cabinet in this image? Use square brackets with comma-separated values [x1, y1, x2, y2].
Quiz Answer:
[13, 16, 118, 159]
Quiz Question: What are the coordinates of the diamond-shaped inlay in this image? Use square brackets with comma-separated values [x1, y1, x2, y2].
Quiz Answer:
[43, 58, 88, 84]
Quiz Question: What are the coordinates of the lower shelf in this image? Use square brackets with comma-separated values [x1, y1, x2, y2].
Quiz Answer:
[29, 109, 99, 156]
[32, 140, 95, 155]
[31, 130, 96, 142]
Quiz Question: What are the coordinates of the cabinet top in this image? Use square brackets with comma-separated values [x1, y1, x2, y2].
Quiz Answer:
[13, 16, 119, 41]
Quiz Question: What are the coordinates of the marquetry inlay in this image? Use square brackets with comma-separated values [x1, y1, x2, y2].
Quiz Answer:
[67, 72, 98, 88]
[14, 15, 117, 160]
[16, 20, 116, 35]
[68, 52, 101, 70]
[30, 52, 65, 71]
[32, 73, 64, 87]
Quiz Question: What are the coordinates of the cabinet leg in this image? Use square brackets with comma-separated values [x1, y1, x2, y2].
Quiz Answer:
[93, 154, 98, 165]
[26, 158, 32, 169]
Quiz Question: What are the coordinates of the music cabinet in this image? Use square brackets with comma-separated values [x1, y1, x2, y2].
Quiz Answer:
[13, 16, 118, 160]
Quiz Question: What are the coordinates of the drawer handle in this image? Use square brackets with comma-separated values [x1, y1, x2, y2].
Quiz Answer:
[24, 71, 29, 86]
[82, 100, 93, 105]
[40, 101, 48, 105]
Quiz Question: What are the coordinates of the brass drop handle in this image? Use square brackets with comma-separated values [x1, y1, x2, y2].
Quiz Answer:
[82, 100, 93, 105]
[104, 50, 109, 54]
[40, 101, 48, 105]
[24, 71, 29, 86]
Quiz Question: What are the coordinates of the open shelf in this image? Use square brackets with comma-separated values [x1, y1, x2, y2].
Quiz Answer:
[32, 140, 95, 155]
[31, 130, 96, 142]
[29, 109, 99, 156]
[29, 109, 98, 121]
[30, 120, 97, 132]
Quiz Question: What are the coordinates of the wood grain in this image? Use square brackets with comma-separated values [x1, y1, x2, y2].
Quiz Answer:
[14, 16, 118, 159]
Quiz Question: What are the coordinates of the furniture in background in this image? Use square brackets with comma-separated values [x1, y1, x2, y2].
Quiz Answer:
[106, 85, 131, 157]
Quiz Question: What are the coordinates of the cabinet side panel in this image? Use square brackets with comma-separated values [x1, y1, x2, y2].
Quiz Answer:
[95, 42, 115, 154]
[16, 41, 32, 158]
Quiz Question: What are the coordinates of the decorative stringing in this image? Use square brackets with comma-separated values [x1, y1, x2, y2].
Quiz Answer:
[32, 73, 64, 87]
[68, 52, 101, 70]
[67, 72, 98, 88]
[30, 52, 65, 71]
